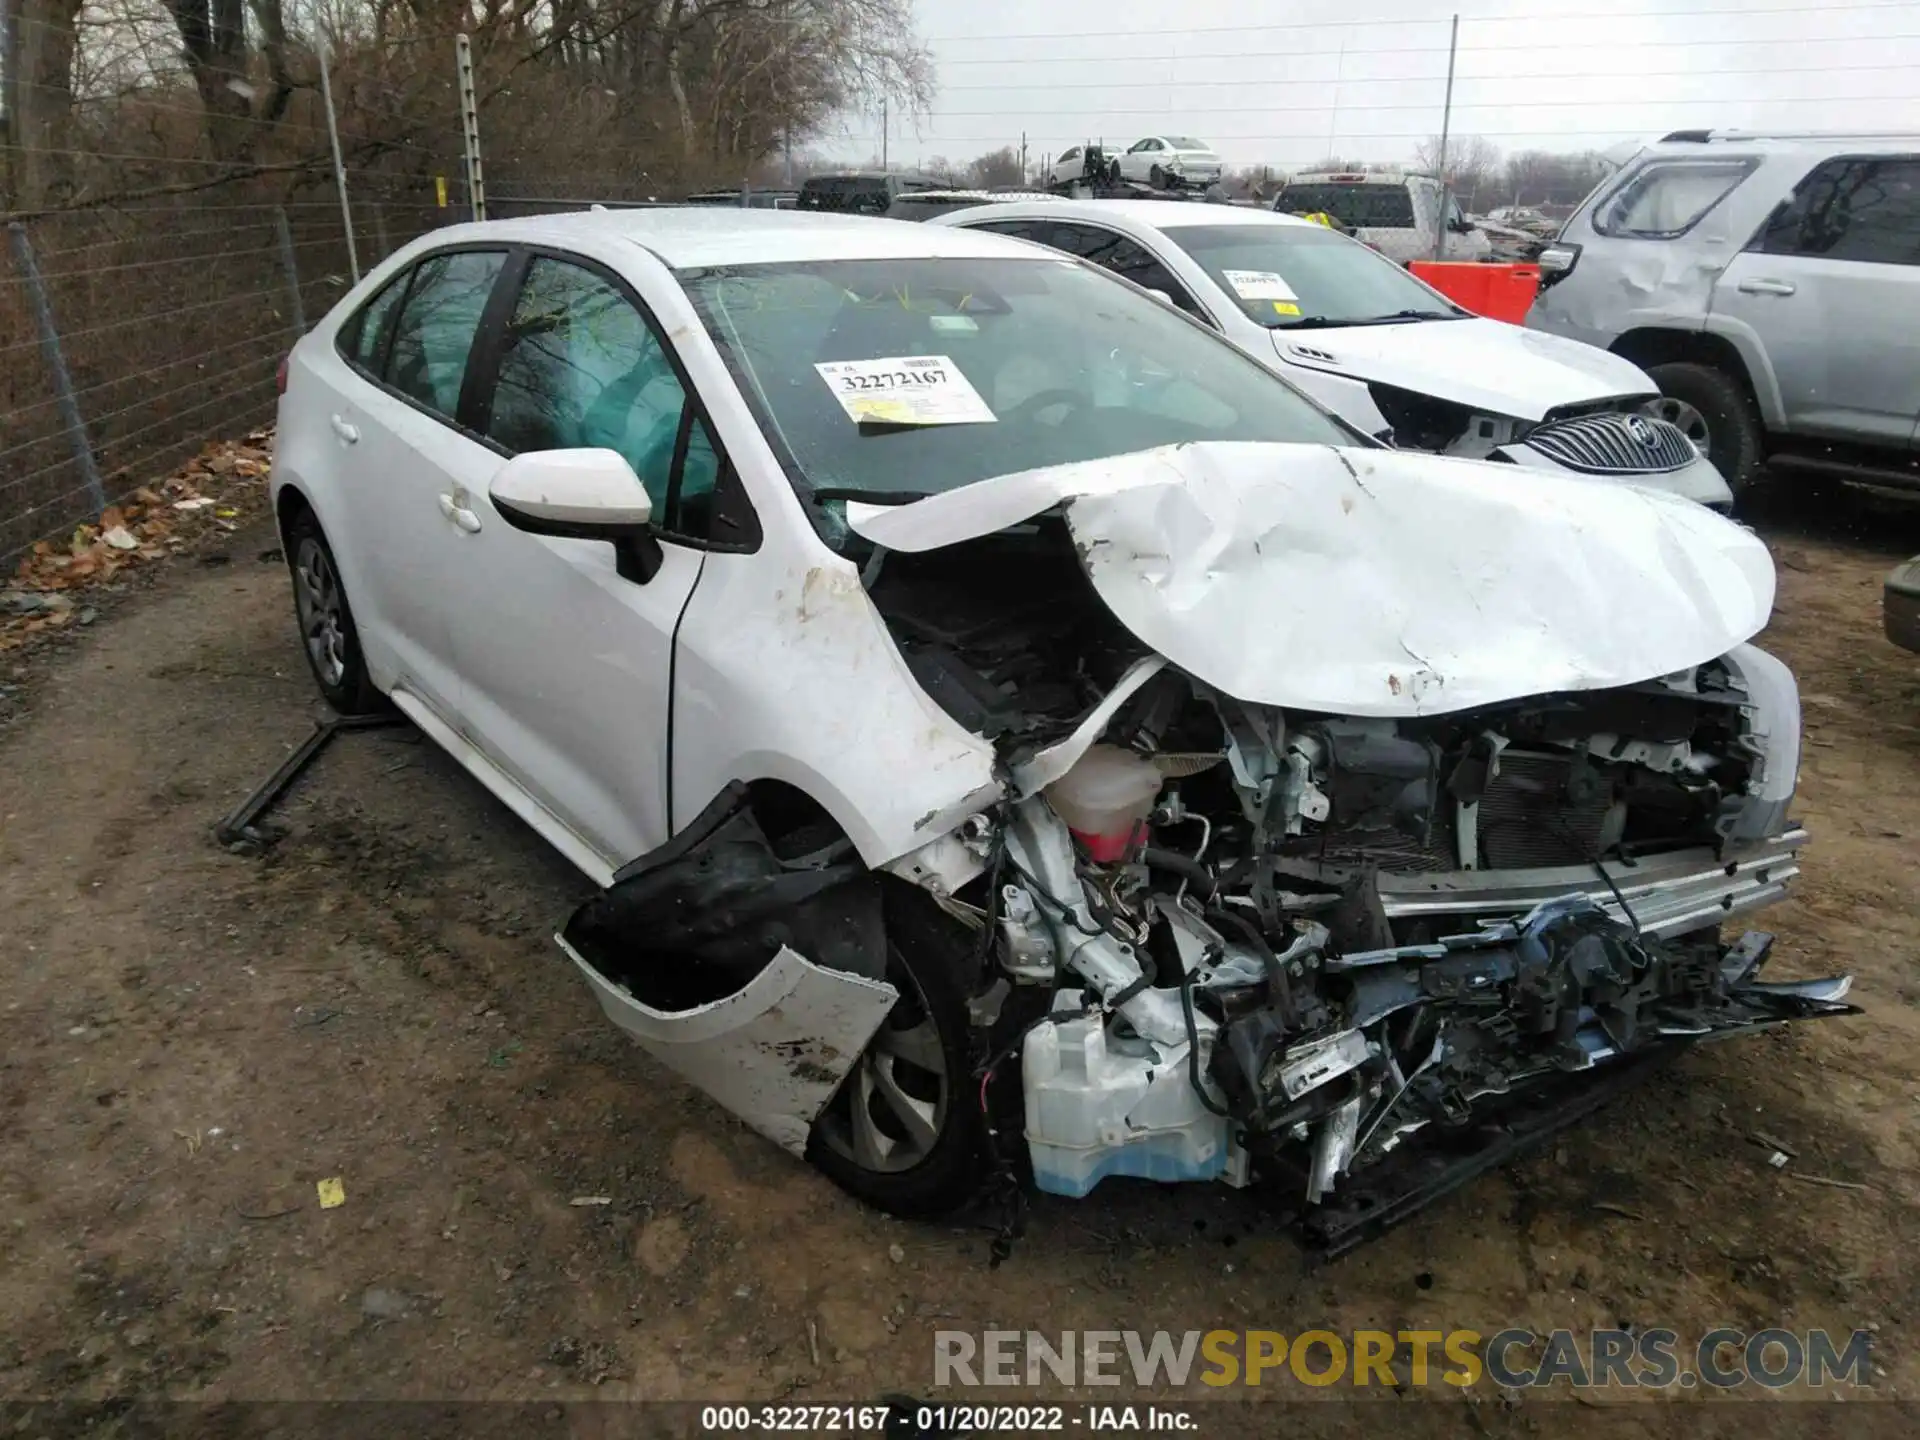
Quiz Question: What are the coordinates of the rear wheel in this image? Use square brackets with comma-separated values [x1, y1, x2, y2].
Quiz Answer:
[1149, 164, 1166, 189]
[285, 507, 383, 715]
[808, 886, 983, 1217]
[1643, 361, 1765, 497]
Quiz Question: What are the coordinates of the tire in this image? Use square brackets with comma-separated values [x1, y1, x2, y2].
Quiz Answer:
[807, 884, 985, 1217]
[284, 506, 384, 715]
[1643, 361, 1765, 497]
[1149, 165, 1166, 189]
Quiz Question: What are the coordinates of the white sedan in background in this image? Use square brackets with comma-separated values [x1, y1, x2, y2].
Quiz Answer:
[1114, 136, 1224, 190]
[267, 206, 1836, 1250]
[933, 199, 1733, 507]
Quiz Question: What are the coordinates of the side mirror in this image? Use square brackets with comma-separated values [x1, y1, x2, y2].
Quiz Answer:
[490, 448, 664, 583]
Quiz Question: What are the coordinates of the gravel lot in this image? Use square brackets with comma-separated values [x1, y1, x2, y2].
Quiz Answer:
[1, 483, 1916, 1431]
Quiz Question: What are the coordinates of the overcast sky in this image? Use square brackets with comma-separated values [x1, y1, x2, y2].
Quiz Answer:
[825, 0, 1920, 172]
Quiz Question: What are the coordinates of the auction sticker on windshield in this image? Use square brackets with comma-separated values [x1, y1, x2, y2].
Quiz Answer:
[815, 355, 996, 426]
[1222, 269, 1297, 302]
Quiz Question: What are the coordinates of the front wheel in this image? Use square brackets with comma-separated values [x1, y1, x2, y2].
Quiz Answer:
[807, 886, 984, 1217]
[1643, 361, 1765, 497]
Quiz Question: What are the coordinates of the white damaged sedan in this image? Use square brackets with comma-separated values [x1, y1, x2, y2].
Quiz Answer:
[271, 209, 1851, 1250]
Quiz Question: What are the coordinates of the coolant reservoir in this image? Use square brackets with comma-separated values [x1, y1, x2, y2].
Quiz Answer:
[1044, 745, 1162, 862]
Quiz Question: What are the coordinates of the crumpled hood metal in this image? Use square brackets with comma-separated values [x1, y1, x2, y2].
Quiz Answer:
[1274, 316, 1654, 420]
[846, 441, 1775, 717]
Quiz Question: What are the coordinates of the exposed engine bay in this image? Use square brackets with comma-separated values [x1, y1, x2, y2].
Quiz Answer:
[562, 474, 1848, 1254]
[865, 517, 1851, 1245]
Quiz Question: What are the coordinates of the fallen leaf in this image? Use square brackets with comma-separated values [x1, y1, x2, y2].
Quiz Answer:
[316, 1176, 347, 1209]
[102, 527, 139, 551]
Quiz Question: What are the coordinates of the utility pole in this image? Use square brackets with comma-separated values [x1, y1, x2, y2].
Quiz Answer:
[1432, 13, 1459, 261]
[881, 99, 888, 169]
[317, 42, 360, 282]
[456, 33, 487, 223]
[1020, 131, 1028, 184]
[784, 121, 793, 188]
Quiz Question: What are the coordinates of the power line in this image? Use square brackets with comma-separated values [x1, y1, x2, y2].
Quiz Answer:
[935, 59, 1920, 92]
[933, 30, 1920, 65]
[933, 92, 1916, 119]
[924, 1, 1920, 44]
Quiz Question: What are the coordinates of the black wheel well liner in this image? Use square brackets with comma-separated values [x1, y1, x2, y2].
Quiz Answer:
[274, 483, 315, 538]
[1608, 329, 1760, 405]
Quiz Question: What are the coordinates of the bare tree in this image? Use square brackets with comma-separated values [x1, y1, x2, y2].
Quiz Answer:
[964, 145, 1021, 189]
[1414, 133, 1501, 211]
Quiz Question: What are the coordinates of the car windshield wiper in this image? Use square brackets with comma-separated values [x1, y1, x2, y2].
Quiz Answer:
[1272, 315, 1354, 330]
[809, 487, 928, 506]
[1345, 308, 1470, 325]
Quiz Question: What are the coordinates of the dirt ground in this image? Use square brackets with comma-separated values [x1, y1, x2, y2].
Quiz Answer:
[1, 478, 1917, 1433]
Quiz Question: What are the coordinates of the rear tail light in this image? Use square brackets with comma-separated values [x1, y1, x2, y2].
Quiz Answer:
[276, 355, 290, 395]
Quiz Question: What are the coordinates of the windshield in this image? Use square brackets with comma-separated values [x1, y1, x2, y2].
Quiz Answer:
[1276, 182, 1416, 228]
[680, 256, 1351, 520]
[1165, 223, 1466, 329]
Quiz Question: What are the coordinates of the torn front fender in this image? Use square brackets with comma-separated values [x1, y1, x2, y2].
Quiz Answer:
[560, 936, 899, 1155]
[559, 784, 901, 1154]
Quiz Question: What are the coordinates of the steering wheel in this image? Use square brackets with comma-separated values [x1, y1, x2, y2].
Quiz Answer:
[1004, 388, 1088, 426]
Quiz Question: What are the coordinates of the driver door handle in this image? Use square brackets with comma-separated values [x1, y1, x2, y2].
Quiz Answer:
[437, 492, 482, 534]
[1737, 277, 1797, 297]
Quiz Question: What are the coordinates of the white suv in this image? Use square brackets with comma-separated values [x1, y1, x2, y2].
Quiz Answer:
[1528, 129, 1920, 497]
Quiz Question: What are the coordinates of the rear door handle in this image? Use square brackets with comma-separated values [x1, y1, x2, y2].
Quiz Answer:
[1737, 278, 1797, 297]
[437, 492, 482, 534]
[329, 414, 359, 443]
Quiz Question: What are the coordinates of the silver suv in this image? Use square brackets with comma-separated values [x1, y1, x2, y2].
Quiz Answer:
[1527, 130, 1920, 498]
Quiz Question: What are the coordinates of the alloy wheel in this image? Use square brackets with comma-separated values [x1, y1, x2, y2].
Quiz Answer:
[816, 946, 951, 1175]
[292, 537, 348, 688]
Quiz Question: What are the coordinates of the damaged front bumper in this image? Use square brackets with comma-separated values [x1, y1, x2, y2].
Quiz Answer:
[1184, 898, 1856, 1252]
[1376, 827, 1807, 941]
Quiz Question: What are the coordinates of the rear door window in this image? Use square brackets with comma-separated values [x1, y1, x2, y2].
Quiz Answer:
[1753, 156, 1920, 266]
[384, 250, 508, 420]
[1592, 158, 1758, 239]
[341, 273, 411, 374]
[1046, 224, 1206, 317]
[971, 218, 1052, 242]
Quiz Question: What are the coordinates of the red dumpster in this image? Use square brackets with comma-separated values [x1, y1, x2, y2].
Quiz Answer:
[1408, 262, 1540, 325]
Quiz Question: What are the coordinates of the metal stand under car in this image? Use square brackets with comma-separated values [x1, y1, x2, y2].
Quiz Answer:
[213, 711, 409, 851]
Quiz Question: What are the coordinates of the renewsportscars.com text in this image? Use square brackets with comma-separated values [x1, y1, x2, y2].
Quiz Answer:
[932, 1328, 1873, 1390]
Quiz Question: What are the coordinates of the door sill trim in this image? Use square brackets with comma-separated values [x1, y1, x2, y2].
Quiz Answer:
[388, 688, 617, 888]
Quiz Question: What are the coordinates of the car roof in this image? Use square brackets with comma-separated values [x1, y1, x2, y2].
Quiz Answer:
[432, 208, 1047, 268]
[936, 198, 1318, 232]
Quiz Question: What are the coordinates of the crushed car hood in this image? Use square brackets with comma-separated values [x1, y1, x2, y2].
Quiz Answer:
[846, 442, 1775, 717]
[1273, 316, 1654, 420]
